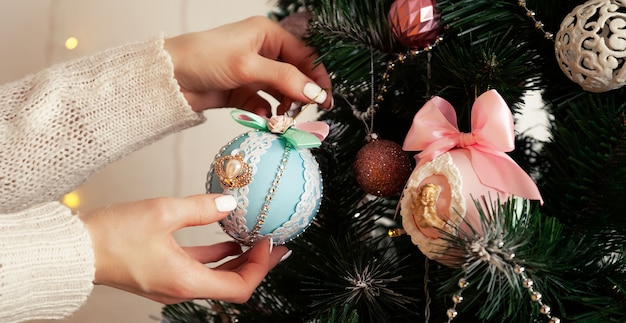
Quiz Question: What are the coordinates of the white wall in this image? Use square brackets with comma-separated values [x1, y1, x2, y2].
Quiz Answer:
[0, 1, 275, 322]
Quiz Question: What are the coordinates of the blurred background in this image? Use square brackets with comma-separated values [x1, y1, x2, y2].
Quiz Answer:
[0, 0, 274, 322]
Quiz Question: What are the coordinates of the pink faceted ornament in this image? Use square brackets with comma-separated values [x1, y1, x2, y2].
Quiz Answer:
[388, 0, 441, 48]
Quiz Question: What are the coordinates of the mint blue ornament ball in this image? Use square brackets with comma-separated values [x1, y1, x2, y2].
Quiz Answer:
[207, 131, 323, 245]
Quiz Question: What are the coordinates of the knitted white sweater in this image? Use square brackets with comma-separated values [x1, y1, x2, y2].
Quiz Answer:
[0, 35, 205, 322]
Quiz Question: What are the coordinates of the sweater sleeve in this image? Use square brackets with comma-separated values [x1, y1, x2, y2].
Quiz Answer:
[0, 34, 205, 213]
[0, 35, 206, 322]
[0, 202, 94, 322]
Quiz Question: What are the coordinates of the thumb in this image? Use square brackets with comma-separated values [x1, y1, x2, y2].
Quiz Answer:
[172, 194, 237, 229]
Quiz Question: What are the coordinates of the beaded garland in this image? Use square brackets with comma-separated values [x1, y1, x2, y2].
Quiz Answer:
[442, 240, 560, 323]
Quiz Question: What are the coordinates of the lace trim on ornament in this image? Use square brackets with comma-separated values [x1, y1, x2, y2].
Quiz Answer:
[225, 131, 273, 244]
[270, 148, 322, 244]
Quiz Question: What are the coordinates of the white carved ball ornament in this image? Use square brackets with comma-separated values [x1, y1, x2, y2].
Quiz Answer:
[554, 0, 626, 93]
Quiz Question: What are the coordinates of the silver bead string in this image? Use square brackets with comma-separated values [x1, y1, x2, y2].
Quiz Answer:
[517, 0, 555, 40]
[515, 264, 561, 323]
[350, 37, 443, 128]
[445, 241, 560, 323]
[445, 270, 468, 322]
[375, 37, 443, 108]
[351, 1, 551, 127]
[247, 142, 292, 244]
[424, 258, 432, 323]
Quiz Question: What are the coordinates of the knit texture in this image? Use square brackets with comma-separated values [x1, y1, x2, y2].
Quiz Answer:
[0, 35, 205, 322]
[0, 203, 94, 321]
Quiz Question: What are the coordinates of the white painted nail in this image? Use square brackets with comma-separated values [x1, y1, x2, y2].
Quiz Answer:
[303, 83, 327, 104]
[214, 195, 236, 212]
[268, 237, 274, 254]
[280, 250, 293, 262]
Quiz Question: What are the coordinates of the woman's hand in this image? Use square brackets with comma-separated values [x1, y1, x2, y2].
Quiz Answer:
[79, 194, 289, 304]
[164, 16, 332, 116]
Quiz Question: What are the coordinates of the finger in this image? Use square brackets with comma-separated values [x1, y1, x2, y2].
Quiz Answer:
[165, 194, 237, 229]
[216, 246, 251, 271]
[246, 19, 332, 110]
[258, 19, 332, 94]
[187, 239, 273, 303]
[182, 241, 242, 264]
[236, 88, 276, 117]
[217, 242, 289, 272]
[246, 56, 332, 111]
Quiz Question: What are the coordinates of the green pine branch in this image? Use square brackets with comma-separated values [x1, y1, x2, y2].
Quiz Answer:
[433, 198, 626, 322]
[538, 94, 626, 231]
[306, 0, 397, 94]
[162, 0, 626, 321]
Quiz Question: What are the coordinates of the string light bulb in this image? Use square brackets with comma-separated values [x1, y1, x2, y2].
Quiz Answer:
[62, 191, 80, 209]
[65, 36, 78, 50]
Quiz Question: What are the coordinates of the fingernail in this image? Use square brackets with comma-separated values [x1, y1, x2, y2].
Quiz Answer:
[303, 83, 327, 105]
[280, 250, 293, 262]
[268, 237, 274, 254]
[215, 195, 237, 212]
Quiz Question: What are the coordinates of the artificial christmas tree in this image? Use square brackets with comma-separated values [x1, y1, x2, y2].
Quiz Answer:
[162, 0, 626, 322]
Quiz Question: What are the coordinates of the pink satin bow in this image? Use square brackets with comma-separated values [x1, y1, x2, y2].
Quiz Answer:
[403, 89, 542, 203]
[293, 121, 330, 142]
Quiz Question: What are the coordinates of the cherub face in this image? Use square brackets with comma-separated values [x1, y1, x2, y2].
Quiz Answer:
[419, 183, 440, 205]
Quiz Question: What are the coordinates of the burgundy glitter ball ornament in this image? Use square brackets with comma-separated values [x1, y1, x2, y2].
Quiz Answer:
[353, 138, 413, 197]
[388, 0, 441, 48]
